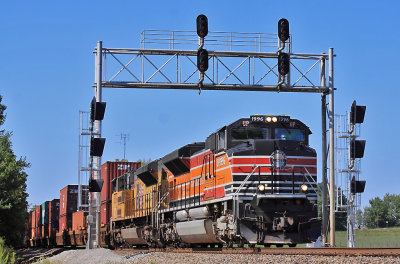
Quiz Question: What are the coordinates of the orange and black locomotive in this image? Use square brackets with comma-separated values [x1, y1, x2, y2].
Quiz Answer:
[110, 115, 321, 248]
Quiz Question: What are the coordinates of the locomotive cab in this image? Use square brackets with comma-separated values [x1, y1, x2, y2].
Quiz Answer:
[210, 115, 320, 245]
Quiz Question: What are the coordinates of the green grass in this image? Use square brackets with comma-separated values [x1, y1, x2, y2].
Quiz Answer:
[334, 227, 400, 247]
[0, 237, 15, 264]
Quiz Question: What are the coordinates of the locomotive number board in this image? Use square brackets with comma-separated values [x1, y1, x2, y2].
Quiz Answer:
[250, 115, 290, 123]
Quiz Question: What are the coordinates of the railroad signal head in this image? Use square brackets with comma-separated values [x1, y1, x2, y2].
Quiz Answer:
[90, 137, 106, 157]
[350, 177, 366, 194]
[89, 178, 104, 192]
[350, 100, 366, 125]
[197, 48, 209, 73]
[278, 52, 290, 75]
[90, 97, 106, 123]
[196, 14, 208, 37]
[278, 18, 290, 42]
[350, 139, 366, 159]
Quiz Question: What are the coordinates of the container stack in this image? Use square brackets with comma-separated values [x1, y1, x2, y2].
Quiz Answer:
[100, 161, 141, 226]
[35, 205, 42, 243]
[41, 201, 49, 239]
[49, 199, 60, 238]
[59, 185, 78, 232]
[29, 210, 36, 246]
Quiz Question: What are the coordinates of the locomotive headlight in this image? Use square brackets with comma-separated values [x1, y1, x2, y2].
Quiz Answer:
[258, 184, 265, 192]
[300, 184, 308, 193]
[266, 116, 272, 122]
[272, 116, 278, 122]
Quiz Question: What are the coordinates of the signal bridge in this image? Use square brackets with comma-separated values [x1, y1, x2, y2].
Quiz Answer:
[96, 30, 330, 93]
[88, 16, 337, 248]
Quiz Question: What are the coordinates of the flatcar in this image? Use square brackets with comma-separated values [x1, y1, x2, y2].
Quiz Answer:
[110, 115, 321, 248]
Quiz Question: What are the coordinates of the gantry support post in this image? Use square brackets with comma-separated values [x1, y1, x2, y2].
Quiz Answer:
[88, 41, 103, 249]
[328, 47, 335, 247]
[320, 56, 328, 246]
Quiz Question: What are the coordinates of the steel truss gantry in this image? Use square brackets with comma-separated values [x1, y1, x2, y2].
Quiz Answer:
[88, 29, 336, 247]
[98, 48, 329, 93]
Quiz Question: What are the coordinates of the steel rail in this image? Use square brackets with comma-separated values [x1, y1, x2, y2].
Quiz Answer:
[118, 247, 400, 256]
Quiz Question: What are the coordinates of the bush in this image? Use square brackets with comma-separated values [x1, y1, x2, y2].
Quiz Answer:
[0, 237, 15, 264]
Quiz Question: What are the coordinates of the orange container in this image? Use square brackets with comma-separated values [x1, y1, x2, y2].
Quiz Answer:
[30, 210, 36, 230]
[35, 205, 41, 227]
[31, 227, 36, 238]
[59, 214, 72, 232]
[72, 211, 88, 230]
[42, 225, 49, 238]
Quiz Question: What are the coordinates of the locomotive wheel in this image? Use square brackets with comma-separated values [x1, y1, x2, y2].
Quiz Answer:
[227, 241, 234, 248]
[276, 244, 283, 247]
[238, 240, 244, 248]
[289, 244, 297, 248]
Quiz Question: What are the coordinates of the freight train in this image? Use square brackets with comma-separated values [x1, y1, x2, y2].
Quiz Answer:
[25, 115, 321, 248]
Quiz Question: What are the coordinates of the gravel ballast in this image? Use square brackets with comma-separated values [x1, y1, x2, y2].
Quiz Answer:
[126, 252, 400, 264]
[40, 249, 400, 264]
[37, 248, 148, 264]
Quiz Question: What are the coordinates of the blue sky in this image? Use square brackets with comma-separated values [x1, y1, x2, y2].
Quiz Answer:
[1, 1, 399, 209]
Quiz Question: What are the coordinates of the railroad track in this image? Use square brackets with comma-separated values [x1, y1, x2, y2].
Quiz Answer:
[117, 247, 400, 257]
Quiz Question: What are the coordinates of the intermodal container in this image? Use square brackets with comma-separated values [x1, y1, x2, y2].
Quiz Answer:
[35, 226, 42, 238]
[31, 227, 36, 238]
[30, 210, 36, 230]
[59, 185, 78, 216]
[49, 199, 60, 223]
[59, 214, 72, 232]
[35, 205, 42, 228]
[100, 201, 111, 226]
[101, 161, 141, 203]
[42, 224, 49, 238]
[49, 221, 58, 237]
[41, 201, 49, 225]
[80, 186, 89, 206]
[72, 211, 88, 231]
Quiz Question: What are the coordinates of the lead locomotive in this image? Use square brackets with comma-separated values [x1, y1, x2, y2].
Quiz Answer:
[110, 115, 321, 248]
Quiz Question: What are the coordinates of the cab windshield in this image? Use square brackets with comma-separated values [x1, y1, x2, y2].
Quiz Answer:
[275, 128, 305, 141]
[231, 127, 269, 140]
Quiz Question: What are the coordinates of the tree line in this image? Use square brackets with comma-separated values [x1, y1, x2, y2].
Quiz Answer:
[317, 183, 400, 230]
[0, 95, 29, 247]
[356, 193, 400, 228]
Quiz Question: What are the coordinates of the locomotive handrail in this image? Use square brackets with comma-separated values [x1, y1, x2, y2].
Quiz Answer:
[233, 165, 271, 225]
[233, 165, 272, 196]
[303, 167, 320, 193]
[234, 165, 261, 195]
[152, 191, 170, 213]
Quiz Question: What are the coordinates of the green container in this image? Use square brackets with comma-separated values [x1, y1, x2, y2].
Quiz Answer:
[41, 201, 49, 225]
